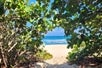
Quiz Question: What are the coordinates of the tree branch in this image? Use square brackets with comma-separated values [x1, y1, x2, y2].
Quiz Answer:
[8, 42, 17, 53]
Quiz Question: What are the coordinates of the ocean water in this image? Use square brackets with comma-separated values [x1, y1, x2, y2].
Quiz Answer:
[42, 36, 67, 45]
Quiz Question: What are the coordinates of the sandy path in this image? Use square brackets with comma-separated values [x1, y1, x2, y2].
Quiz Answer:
[44, 45, 78, 68]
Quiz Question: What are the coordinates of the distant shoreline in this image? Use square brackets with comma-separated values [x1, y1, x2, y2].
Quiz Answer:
[45, 44, 68, 46]
[42, 36, 68, 45]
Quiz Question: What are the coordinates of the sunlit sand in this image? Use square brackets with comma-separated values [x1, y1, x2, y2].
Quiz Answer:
[44, 44, 78, 68]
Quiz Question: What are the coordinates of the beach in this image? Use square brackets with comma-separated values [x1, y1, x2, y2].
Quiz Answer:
[43, 44, 78, 68]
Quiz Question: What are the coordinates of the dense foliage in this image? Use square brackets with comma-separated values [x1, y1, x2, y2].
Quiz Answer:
[51, 0, 102, 64]
[0, 0, 53, 67]
[0, 0, 102, 67]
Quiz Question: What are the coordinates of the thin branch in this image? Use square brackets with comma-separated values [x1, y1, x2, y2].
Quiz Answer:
[0, 42, 7, 68]
[8, 42, 17, 53]
[19, 50, 26, 56]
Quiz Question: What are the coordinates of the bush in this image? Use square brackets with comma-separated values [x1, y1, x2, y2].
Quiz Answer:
[36, 49, 53, 60]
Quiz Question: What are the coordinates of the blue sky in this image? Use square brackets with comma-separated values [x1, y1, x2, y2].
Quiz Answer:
[29, 0, 65, 36]
[29, 0, 36, 3]
[46, 27, 65, 36]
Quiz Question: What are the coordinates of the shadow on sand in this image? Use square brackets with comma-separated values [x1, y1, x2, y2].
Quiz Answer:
[44, 62, 78, 68]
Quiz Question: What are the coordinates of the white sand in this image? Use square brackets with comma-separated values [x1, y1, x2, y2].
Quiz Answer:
[44, 44, 78, 68]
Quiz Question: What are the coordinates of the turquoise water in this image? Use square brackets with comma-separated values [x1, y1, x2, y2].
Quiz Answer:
[42, 36, 68, 45]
